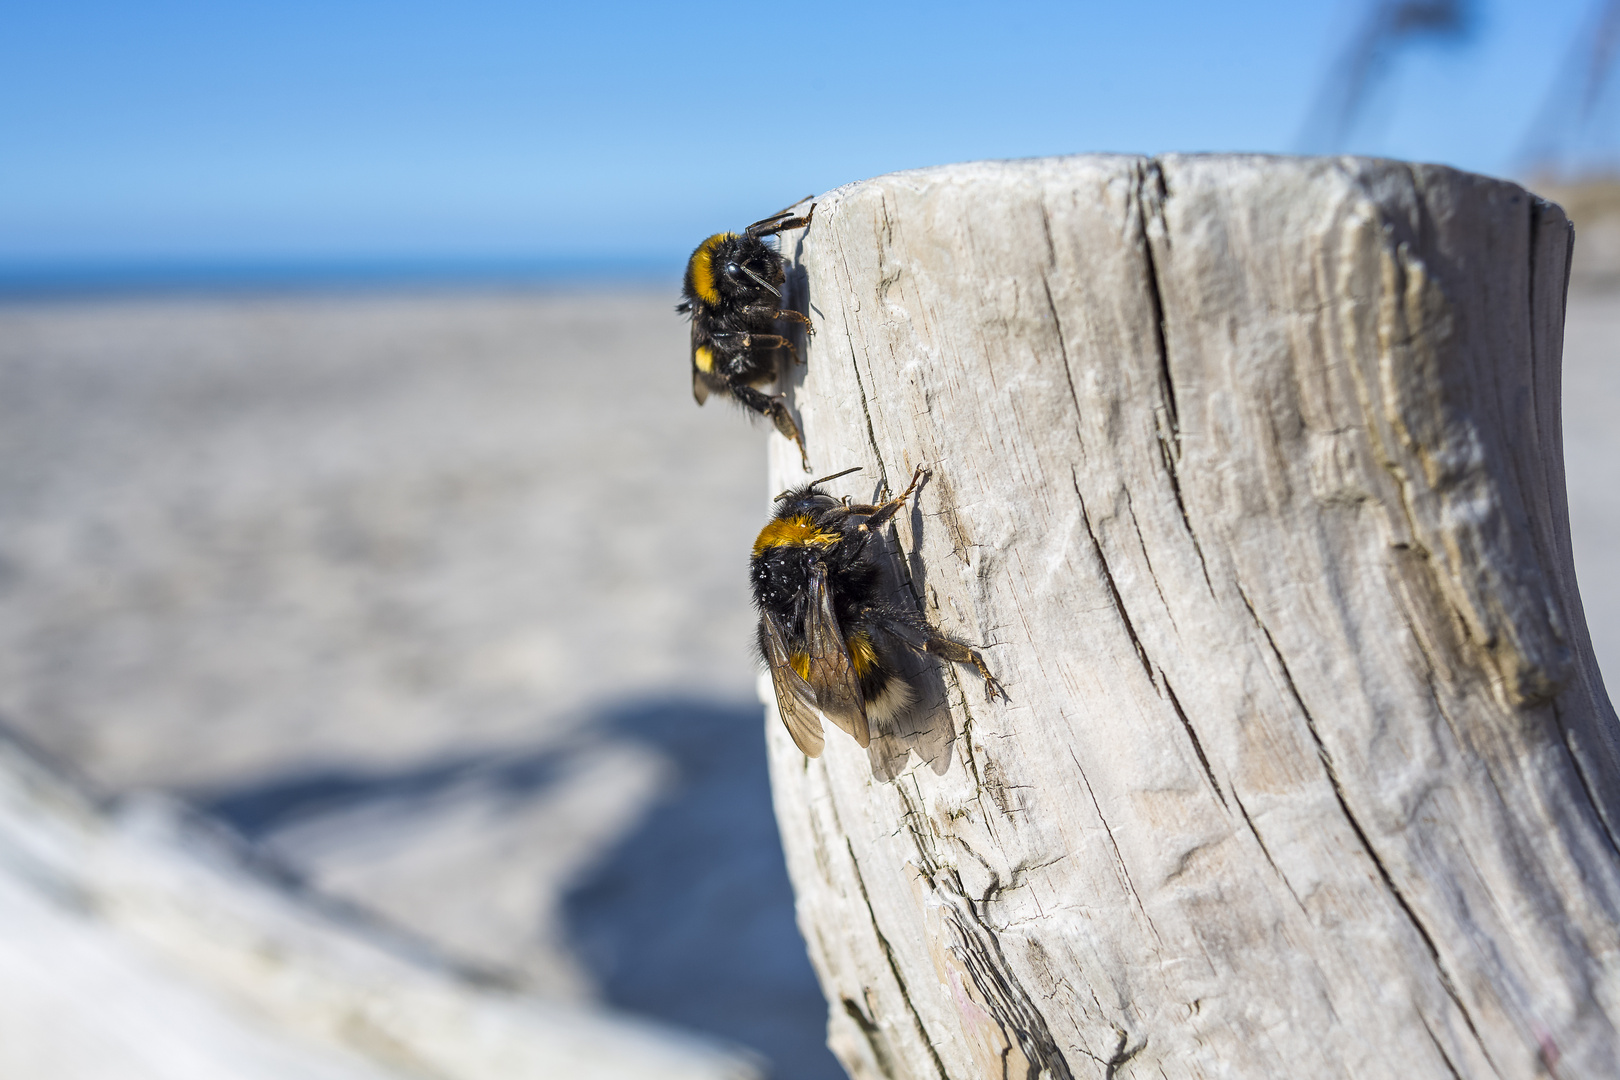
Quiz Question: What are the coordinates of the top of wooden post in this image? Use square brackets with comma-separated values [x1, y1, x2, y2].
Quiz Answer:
[764, 155, 1619, 1080]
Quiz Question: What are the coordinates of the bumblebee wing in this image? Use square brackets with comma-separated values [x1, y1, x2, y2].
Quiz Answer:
[762, 611, 825, 758]
[805, 563, 871, 748]
[690, 322, 710, 405]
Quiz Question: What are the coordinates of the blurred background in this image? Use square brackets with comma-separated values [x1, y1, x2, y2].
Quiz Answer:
[2, 2, 1618, 1078]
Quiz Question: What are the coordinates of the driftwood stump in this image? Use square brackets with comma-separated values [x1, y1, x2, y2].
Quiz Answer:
[761, 155, 1620, 1079]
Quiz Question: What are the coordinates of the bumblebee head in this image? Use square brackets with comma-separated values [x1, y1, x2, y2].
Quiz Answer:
[682, 232, 784, 309]
[772, 465, 862, 516]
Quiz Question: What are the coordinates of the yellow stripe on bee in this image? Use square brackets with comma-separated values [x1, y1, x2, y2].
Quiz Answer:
[694, 345, 715, 373]
[846, 633, 877, 677]
[790, 652, 810, 681]
[690, 233, 735, 306]
[753, 515, 841, 556]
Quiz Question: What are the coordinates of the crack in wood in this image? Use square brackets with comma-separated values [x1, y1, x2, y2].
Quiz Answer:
[1230, 788, 1304, 911]
[1042, 274, 1087, 453]
[1072, 478, 1153, 684]
[833, 231, 892, 493]
[1134, 163, 1217, 604]
[1236, 582, 1499, 1075]
[1138, 161, 1177, 439]
[1163, 676, 1226, 808]
[1550, 699, 1620, 861]
[1069, 747, 1162, 946]
[1072, 470, 1224, 810]
[845, 837, 954, 1080]
[1120, 488, 1175, 636]
[844, 995, 901, 1079]
[1420, 1013, 1467, 1080]
[899, 788, 1077, 1080]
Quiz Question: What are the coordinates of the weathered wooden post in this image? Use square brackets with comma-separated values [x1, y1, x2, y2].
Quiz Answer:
[763, 155, 1620, 1079]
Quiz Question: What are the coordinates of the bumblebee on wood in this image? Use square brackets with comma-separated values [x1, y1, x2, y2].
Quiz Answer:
[752, 464, 1004, 757]
[678, 205, 816, 471]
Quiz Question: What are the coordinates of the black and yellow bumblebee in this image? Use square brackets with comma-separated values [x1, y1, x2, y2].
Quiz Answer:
[752, 464, 1004, 757]
[678, 204, 816, 471]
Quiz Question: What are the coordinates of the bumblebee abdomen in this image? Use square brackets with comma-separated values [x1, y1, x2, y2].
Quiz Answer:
[846, 631, 879, 676]
[847, 630, 915, 722]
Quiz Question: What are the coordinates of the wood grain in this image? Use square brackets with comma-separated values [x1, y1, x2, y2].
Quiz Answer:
[762, 155, 1620, 1079]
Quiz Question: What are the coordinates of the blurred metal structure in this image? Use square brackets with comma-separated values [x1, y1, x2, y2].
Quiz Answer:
[1518, 0, 1620, 179]
[1297, 0, 1475, 152]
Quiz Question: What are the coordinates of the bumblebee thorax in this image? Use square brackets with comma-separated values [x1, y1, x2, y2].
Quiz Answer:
[750, 542, 816, 618]
[686, 232, 738, 306]
[751, 512, 840, 557]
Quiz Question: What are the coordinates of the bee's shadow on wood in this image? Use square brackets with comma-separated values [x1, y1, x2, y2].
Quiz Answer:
[777, 210, 814, 433]
[774, 197, 958, 779]
[866, 478, 957, 782]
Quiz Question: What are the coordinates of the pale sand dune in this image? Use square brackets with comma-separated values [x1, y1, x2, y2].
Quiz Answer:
[0, 283, 1615, 1079]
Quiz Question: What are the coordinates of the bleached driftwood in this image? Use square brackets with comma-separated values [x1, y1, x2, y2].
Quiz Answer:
[0, 731, 760, 1080]
[762, 155, 1620, 1079]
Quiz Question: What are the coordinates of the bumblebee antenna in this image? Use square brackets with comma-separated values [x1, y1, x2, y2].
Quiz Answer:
[807, 465, 862, 488]
[774, 465, 862, 501]
[740, 265, 781, 297]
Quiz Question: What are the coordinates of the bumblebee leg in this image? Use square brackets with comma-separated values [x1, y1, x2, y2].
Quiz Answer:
[740, 333, 799, 364]
[746, 203, 815, 238]
[857, 464, 929, 533]
[740, 302, 813, 335]
[774, 308, 815, 338]
[925, 635, 1006, 702]
[739, 308, 814, 343]
[865, 605, 1006, 703]
[733, 384, 811, 472]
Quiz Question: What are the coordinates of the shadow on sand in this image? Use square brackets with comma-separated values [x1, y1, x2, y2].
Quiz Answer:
[194, 697, 843, 1080]
[562, 700, 844, 1080]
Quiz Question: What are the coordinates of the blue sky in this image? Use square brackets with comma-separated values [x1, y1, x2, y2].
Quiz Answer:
[0, 0, 1604, 271]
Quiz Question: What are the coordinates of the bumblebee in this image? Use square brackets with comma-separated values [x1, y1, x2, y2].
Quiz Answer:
[752, 464, 1004, 757]
[678, 204, 816, 471]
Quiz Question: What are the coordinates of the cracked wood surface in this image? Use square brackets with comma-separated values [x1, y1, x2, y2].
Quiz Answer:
[761, 155, 1620, 1079]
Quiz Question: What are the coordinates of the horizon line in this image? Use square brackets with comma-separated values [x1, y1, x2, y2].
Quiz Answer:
[0, 253, 684, 300]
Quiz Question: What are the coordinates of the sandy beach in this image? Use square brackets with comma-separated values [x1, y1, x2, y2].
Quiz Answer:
[0, 281, 1615, 1077]
[0, 289, 838, 1077]
[1561, 285, 1620, 694]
